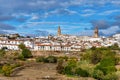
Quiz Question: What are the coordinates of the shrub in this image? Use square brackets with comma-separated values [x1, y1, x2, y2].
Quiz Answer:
[44, 56, 57, 63]
[67, 59, 77, 68]
[63, 65, 73, 75]
[0, 49, 6, 57]
[103, 73, 118, 80]
[36, 56, 45, 62]
[92, 69, 104, 79]
[2, 64, 12, 76]
[75, 68, 89, 77]
[63, 59, 77, 75]
[22, 49, 33, 58]
[91, 50, 102, 64]
[96, 57, 116, 75]
[56, 59, 64, 74]
[59, 56, 68, 61]
[81, 49, 102, 64]
[18, 54, 26, 61]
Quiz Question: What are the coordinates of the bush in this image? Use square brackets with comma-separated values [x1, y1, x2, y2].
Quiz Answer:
[91, 50, 102, 64]
[22, 49, 33, 58]
[2, 64, 12, 76]
[63, 65, 73, 75]
[81, 49, 102, 64]
[44, 56, 57, 63]
[92, 69, 104, 79]
[56, 59, 64, 74]
[67, 59, 77, 68]
[96, 57, 116, 75]
[63, 59, 77, 75]
[36, 56, 45, 62]
[18, 54, 26, 61]
[59, 56, 68, 61]
[75, 68, 89, 77]
[0, 49, 6, 57]
[103, 73, 118, 80]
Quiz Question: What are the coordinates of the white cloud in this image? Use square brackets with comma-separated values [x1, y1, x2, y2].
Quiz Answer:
[27, 21, 69, 25]
[80, 9, 96, 17]
[99, 10, 120, 15]
[80, 13, 95, 17]
[44, 9, 78, 18]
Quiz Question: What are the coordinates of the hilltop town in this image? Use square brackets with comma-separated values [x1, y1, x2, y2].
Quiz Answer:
[0, 27, 120, 80]
[0, 26, 120, 52]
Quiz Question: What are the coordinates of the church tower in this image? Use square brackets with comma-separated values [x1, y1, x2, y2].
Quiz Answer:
[57, 26, 61, 36]
[94, 26, 99, 38]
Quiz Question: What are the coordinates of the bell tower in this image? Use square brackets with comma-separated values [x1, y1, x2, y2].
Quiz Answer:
[94, 26, 99, 38]
[57, 26, 61, 36]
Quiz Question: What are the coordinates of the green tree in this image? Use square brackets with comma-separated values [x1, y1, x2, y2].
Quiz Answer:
[91, 50, 102, 64]
[96, 57, 116, 75]
[63, 59, 77, 75]
[22, 49, 33, 58]
[18, 43, 26, 50]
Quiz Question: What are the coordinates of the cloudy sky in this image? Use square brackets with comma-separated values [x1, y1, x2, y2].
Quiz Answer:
[0, 0, 120, 36]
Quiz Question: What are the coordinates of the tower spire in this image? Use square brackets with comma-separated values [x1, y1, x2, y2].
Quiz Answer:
[57, 26, 61, 36]
[94, 26, 99, 38]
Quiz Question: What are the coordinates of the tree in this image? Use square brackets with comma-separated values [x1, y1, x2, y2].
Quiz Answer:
[91, 50, 102, 64]
[96, 56, 116, 75]
[22, 49, 33, 58]
[18, 43, 26, 50]
[18, 43, 33, 59]
[63, 59, 77, 75]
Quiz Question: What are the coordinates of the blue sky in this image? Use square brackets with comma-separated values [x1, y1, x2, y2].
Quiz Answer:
[0, 0, 120, 36]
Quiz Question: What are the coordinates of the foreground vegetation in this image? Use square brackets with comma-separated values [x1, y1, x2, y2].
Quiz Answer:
[0, 43, 33, 76]
[55, 45, 120, 80]
[0, 43, 120, 80]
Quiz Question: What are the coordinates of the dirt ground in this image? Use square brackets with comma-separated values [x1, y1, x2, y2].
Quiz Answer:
[0, 63, 94, 80]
